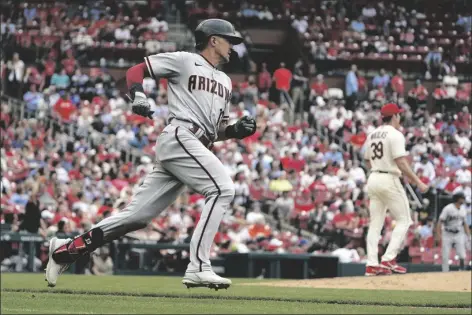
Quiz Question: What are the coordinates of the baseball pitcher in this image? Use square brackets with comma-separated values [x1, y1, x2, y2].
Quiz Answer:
[363, 103, 429, 276]
[45, 19, 257, 290]
[436, 192, 471, 271]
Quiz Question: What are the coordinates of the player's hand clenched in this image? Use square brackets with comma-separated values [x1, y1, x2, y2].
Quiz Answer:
[131, 91, 154, 119]
[417, 182, 429, 193]
[233, 116, 257, 139]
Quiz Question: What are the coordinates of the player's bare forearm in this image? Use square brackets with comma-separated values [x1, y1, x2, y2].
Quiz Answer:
[395, 157, 422, 185]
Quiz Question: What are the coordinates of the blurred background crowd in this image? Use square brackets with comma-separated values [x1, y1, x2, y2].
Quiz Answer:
[1, 0, 471, 275]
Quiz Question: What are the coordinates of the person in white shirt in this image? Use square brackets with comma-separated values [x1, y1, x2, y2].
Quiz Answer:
[413, 154, 436, 182]
[455, 160, 472, 185]
[258, 6, 273, 21]
[6, 52, 25, 97]
[455, 130, 471, 153]
[348, 160, 367, 184]
[364, 103, 428, 276]
[115, 125, 135, 149]
[442, 70, 459, 99]
[292, 16, 308, 34]
[114, 26, 131, 42]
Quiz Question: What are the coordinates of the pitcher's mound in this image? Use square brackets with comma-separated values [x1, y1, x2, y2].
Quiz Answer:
[241, 271, 471, 292]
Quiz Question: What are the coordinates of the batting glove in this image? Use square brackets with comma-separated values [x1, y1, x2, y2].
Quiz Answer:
[226, 116, 257, 139]
[131, 91, 154, 119]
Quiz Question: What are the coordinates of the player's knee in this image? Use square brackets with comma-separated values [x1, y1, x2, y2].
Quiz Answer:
[218, 183, 235, 203]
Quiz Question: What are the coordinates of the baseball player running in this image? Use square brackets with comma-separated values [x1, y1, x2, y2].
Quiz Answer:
[436, 192, 471, 272]
[363, 103, 429, 276]
[45, 19, 256, 290]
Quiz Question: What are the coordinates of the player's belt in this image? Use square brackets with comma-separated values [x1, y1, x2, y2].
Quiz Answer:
[169, 118, 213, 148]
[373, 170, 390, 174]
[445, 228, 460, 234]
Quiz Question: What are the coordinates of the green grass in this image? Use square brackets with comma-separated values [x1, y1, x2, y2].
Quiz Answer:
[1, 273, 471, 314]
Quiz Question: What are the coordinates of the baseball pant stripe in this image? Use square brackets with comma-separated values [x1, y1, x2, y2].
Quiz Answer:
[144, 57, 156, 80]
[393, 178, 411, 220]
[174, 126, 221, 272]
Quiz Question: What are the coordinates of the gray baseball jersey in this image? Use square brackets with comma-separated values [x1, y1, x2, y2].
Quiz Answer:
[439, 203, 467, 271]
[145, 51, 232, 140]
[94, 51, 237, 274]
[439, 203, 467, 233]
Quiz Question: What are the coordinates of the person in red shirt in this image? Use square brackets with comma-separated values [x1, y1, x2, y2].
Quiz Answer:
[332, 204, 354, 230]
[433, 83, 448, 112]
[309, 74, 329, 100]
[390, 68, 405, 98]
[61, 50, 77, 76]
[273, 62, 292, 105]
[258, 62, 272, 93]
[407, 80, 428, 112]
[53, 92, 77, 122]
[444, 176, 460, 193]
[42, 56, 56, 87]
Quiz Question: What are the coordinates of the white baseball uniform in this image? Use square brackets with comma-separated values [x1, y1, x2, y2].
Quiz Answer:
[364, 125, 413, 267]
[95, 51, 235, 273]
[439, 203, 468, 271]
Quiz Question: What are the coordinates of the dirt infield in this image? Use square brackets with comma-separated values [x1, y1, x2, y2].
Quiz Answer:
[241, 271, 472, 292]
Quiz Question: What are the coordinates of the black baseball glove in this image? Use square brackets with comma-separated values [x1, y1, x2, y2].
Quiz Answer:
[130, 91, 154, 119]
[225, 116, 257, 139]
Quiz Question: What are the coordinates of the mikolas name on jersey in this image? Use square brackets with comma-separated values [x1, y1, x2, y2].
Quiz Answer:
[188, 75, 232, 102]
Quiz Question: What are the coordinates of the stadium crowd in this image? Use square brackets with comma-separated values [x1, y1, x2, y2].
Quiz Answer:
[1, 0, 471, 273]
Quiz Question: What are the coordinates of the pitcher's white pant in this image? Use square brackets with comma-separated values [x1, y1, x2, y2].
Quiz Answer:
[95, 123, 234, 273]
[441, 232, 467, 272]
[366, 173, 412, 266]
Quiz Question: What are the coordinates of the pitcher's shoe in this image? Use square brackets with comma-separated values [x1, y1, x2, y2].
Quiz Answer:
[182, 270, 232, 290]
[365, 265, 392, 276]
[45, 237, 71, 287]
[381, 259, 407, 274]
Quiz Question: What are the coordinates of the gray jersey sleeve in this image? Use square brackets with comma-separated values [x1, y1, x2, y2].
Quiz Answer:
[144, 52, 183, 83]
[439, 204, 450, 222]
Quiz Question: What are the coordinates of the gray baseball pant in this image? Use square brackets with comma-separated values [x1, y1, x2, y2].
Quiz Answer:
[94, 121, 235, 273]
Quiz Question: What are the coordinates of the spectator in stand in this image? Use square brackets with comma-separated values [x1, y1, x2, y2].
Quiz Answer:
[372, 68, 390, 90]
[291, 67, 308, 116]
[407, 79, 428, 112]
[413, 154, 436, 183]
[390, 69, 405, 100]
[242, 76, 259, 116]
[309, 74, 329, 101]
[258, 62, 272, 93]
[241, 3, 259, 18]
[23, 84, 44, 117]
[53, 92, 76, 122]
[456, 160, 472, 185]
[23, 64, 44, 91]
[309, 39, 327, 60]
[258, 6, 273, 21]
[442, 69, 459, 112]
[455, 130, 471, 154]
[292, 15, 309, 34]
[323, 143, 344, 167]
[89, 246, 113, 275]
[6, 52, 25, 98]
[444, 148, 464, 170]
[273, 62, 292, 104]
[50, 68, 71, 90]
[61, 50, 78, 77]
[424, 45, 442, 78]
[456, 14, 472, 33]
[42, 56, 56, 88]
[433, 83, 449, 112]
[349, 16, 365, 40]
[345, 64, 358, 111]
